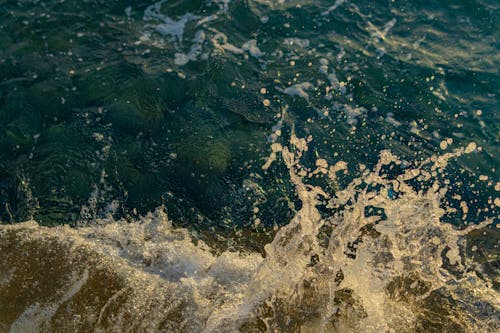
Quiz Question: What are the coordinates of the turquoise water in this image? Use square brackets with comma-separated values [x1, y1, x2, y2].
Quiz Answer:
[0, 0, 498, 331]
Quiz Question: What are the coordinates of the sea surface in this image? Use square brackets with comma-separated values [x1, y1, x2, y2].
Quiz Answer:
[0, 0, 499, 332]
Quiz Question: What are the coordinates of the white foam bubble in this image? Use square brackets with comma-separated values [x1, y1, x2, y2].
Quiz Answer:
[278, 82, 314, 101]
[241, 39, 264, 58]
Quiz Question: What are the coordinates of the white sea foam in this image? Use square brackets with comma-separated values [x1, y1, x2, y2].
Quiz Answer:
[342, 104, 367, 125]
[212, 31, 244, 54]
[278, 82, 314, 101]
[10, 270, 89, 333]
[322, 0, 346, 16]
[242, 40, 264, 58]
[143, 0, 199, 43]
[141, 0, 231, 65]
[318, 58, 345, 93]
[174, 30, 206, 65]
[283, 38, 310, 48]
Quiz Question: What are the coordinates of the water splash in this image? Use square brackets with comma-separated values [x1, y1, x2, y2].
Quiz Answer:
[1, 135, 497, 332]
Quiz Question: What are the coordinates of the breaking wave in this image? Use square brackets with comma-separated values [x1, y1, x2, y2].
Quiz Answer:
[1, 135, 498, 332]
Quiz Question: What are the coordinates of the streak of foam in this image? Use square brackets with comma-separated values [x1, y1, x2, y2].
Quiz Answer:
[322, 0, 346, 16]
[277, 82, 314, 101]
[10, 270, 89, 333]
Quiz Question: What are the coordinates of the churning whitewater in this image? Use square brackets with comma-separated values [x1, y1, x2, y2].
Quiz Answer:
[1, 135, 498, 332]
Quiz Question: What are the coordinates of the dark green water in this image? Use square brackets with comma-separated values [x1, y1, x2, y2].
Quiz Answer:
[0, 1, 498, 332]
[1, 0, 498, 228]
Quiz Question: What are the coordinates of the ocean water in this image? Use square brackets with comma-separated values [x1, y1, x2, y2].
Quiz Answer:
[0, 0, 498, 332]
